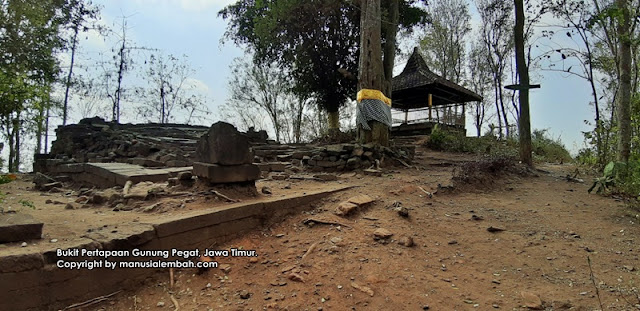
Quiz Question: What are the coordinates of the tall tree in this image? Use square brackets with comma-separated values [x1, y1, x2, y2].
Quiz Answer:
[358, 0, 389, 145]
[0, 0, 76, 171]
[61, 0, 100, 125]
[467, 39, 493, 137]
[547, 0, 606, 166]
[139, 53, 208, 124]
[475, 0, 515, 139]
[219, 0, 427, 131]
[515, 0, 533, 166]
[419, 0, 471, 84]
[615, 0, 632, 162]
[224, 58, 305, 143]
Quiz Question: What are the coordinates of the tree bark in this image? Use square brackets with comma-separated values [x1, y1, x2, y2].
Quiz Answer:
[63, 23, 79, 126]
[616, 0, 631, 163]
[514, 0, 532, 167]
[328, 110, 340, 130]
[357, 0, 388, 146]
[382, 0, 399, 97]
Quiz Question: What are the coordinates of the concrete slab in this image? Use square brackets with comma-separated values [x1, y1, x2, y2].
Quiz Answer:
[0, 213, 43, 243]
[0, 186, 352, 311]
[193, 162, 260, 183]
[85, 163, 192, 187]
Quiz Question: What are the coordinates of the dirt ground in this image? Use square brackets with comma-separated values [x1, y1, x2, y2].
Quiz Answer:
[4, 147, 640, 310]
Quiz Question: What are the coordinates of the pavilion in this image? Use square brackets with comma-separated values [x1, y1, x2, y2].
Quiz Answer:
[391, 47, 482, 136]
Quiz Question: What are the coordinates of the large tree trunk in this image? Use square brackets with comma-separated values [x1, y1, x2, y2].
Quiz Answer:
[357, 0, 388, 146]
[616, 0, 632, 163]
[514, 0, 532, 166]
[62, 23, 79, 126]
[328, 110, 340, 130]
[382, 0, 399, 97]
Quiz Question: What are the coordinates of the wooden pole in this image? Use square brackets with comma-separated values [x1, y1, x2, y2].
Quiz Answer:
[428, 94, 433, 121]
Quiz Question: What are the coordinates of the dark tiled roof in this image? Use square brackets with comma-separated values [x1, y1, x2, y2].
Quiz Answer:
[392, 47, 482, 107]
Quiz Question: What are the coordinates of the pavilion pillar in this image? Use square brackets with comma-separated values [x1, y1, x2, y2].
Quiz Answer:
[428, 94, 432, 121]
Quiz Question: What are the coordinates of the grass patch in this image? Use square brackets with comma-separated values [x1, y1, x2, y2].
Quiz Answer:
[425, 126, 572, 163]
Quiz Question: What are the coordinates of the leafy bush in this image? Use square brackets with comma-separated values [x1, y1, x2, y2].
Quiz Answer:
[426, 127, 566, 162]
[531, 129, 573, 163]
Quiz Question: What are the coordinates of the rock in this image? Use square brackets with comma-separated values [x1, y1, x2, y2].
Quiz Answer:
[167, 177, 179, 187]
[50, 239, 58, 243]
[373, 228, 393, 240]
[363, 169, 382, 177]
[196, 122, 253, 165]
[350, 282, 374, 297]
[288, 272, 304, 282]
[157, 301, 165, 307]
[40, 182, 62, 191]
[330, 237, 343, 245]
[272, 173, 289, 180]
[269, 162, 288, 172]
[335, 202, 358, 216]
[397, 207, 409, 218]
[314, 173, 338, 181]
[142, 203, 162, 213]
[398, 236, 414, 247]
[346, 157, 361, 169]
[448, 240, 458, 245]
[75, 196, 89, 204]
[21, 242, 27, 247]
[239, 290, 251, 299]
[487, 226, 505, 233]
[219, 264, 232, 273]
[177, 171, 192, 181]
[348, 194, 375, 206]
[521, 291, 543, 309]
[65, 203, 76, 210]
[352, 148, 364, 157]
[90, 193, 106, 204]
[471, 215, 484, 221]
[262, 187, 272, 195]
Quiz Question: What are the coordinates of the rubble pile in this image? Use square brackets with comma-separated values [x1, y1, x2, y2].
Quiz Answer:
[253, 143, 416, 173]
[46, 117, 208, 167]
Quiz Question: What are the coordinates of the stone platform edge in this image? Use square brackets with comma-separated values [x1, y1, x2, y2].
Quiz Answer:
[0, 186, 351, 311]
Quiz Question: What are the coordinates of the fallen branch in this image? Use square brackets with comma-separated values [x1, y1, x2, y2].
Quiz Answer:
[303, 218, 351, 228]
[170, 294, 180, 311]
[397, 158, 412, 168]
[301, 241, 319, 261]
[63, 290, 122, 310]
[170, 267, 175, 288]
[588, 256, 604, 311]
[211, 190, 237, 203]
[418, 186, 433, 198]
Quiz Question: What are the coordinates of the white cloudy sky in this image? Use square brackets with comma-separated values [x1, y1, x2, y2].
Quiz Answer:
[72, 0, 594, 153]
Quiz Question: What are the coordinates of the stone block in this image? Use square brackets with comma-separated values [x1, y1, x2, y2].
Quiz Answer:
[0, 213, 43, 243]
[193, 162, 260, 184]
[196, 122, 253, 165]
[269, 162, 288, 172]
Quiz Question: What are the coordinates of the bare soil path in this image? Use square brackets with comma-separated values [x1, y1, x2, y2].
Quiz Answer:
[3, 148, 640, 310]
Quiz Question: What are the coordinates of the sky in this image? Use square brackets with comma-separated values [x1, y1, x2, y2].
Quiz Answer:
[68, 0, 595, 154]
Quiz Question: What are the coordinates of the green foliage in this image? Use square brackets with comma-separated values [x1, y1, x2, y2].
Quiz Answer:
[531, 129, 573, 163]
[426, 127, 572, 163]
[219, 0, 428, 114]
[19, 199, 35, 209]
[588, 161, 626, 194]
